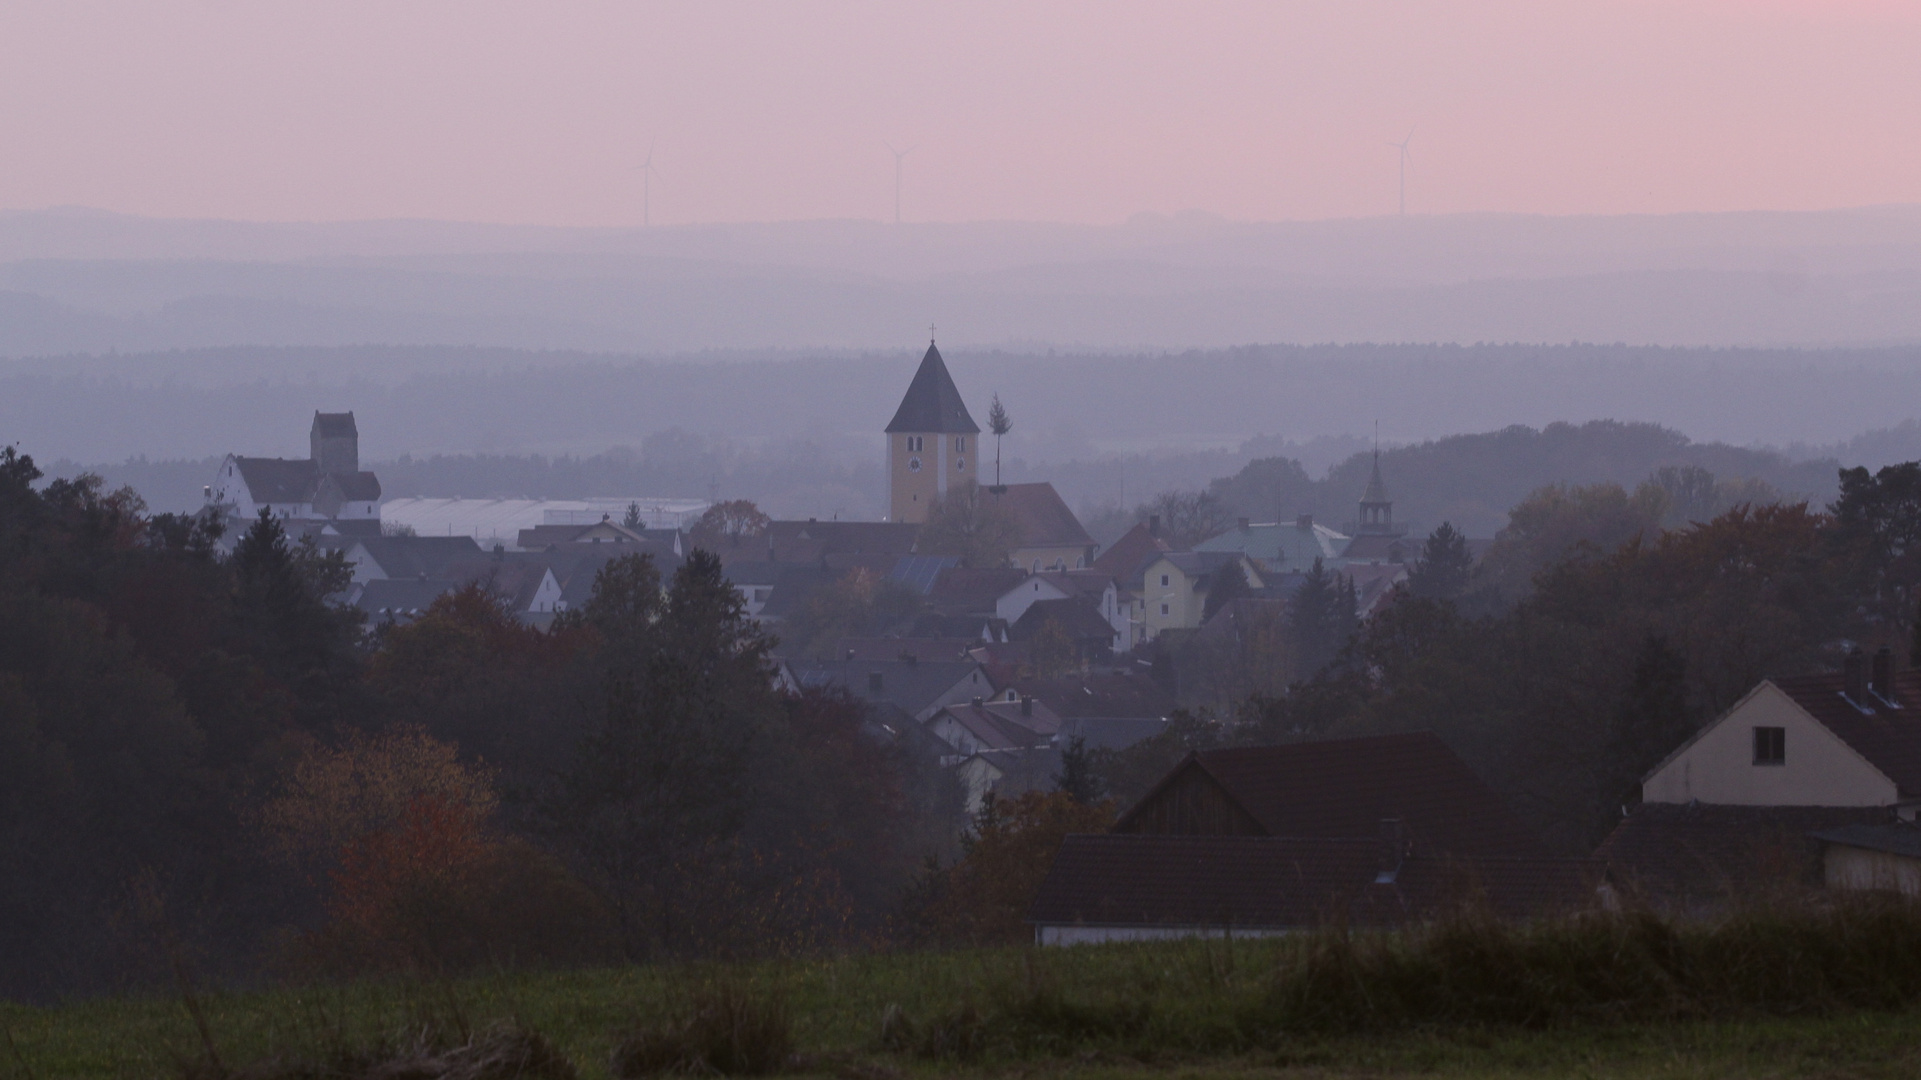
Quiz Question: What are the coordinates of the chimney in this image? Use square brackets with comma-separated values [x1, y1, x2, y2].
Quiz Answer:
[1297, 514, 1313, 530]
[1375, 818, 1407, 884]
[1020, 694, 1033, 717]
[868, 671, 884, 693]
[1148, 515, 1161, 537]
[1238, 517, 1250, 531]
[1873, 645, 1894, 701]
[1846, 647, 1869, 708]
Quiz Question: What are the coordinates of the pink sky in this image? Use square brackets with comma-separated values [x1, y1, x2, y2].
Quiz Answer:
[1, 1, 1917, 227]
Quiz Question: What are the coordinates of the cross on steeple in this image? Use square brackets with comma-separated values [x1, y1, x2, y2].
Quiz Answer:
[929, 323, 937, 344]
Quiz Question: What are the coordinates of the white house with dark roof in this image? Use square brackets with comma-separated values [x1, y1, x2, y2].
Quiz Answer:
[207, 412, 382, 531]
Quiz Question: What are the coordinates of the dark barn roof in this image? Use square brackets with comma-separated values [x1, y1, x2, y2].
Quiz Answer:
[885, 343, 979, 434]
[1597, 802, 1891, 904]
[1115, 732, 1551, 859]
[1030, 834, 1600, 930]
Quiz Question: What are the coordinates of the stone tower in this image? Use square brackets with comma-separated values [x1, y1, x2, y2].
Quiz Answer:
[310, 411, 359, 474]
[885, 341, 979, 523]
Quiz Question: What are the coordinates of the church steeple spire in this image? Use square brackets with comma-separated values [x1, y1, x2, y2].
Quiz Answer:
[885, 341, 979, 434]
[1356, 447, 1400, 536]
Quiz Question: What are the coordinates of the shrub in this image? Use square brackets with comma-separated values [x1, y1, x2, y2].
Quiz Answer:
[610, 982, 795, 1076]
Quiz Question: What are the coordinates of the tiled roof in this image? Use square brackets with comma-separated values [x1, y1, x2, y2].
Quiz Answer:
[766, 520, 924, 555]
[833, 637, 980, 663]
[933, 702, 1057, 751]
[1596, 802, 1891, 903]
[1341, 534, 1413, 563]
[1059, 715, 1169, 752]
[1116, 732, 1552, 859]
[788, 658, 988, 718]
[356, 576, 457, 618]
[1811, 823, 1921, 860]
[350, 536, 483, 579]
[884, 343, 979, 434]
[1195, 520, 1350, 570]
[1011, 597, 1117, 643]
[1770, 670, 1921, 796]
[233, 457, 322, 503]
[988, 483, 1095, 550]
[312, 412, 357, 438]
[930, 567, 1030, 614]
[1029, 834, 1600, 929]
[1092, 522, 1171, 583]
[998, 672, 1176, 720]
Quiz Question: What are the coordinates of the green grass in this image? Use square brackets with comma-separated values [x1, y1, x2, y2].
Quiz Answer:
[7, 933, 1921, 1078]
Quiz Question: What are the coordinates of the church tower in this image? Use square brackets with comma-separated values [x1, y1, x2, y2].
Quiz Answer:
[1355, 450, 1403, 536]
[885, 339, 979, 523]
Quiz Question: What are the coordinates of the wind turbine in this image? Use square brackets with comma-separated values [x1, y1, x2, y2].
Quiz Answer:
[1388, 128, 1414, 216]
[884, 141, 914, 224]
[636, 141, 660, 227]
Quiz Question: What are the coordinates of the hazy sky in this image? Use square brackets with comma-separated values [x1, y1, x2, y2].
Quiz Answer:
[3, 1, 1917, 227]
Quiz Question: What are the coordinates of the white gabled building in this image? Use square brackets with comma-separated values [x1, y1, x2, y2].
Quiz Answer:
[207, 412, 382, 531]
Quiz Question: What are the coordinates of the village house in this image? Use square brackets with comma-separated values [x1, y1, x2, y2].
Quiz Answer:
[988, 482, 1100, 571]
[206, 412, 382, 535]
[1028, 732, 1599, 944]
[1136, 551, 1266, 641]
[1600, 648, 1921, 904]
[994, 570, 1126, 652]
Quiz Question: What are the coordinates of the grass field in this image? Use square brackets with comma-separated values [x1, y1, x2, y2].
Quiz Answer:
[8, 926, 1921, 1080]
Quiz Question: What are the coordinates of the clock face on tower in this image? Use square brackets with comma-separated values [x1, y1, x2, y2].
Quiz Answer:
[908, 456, 923, 472]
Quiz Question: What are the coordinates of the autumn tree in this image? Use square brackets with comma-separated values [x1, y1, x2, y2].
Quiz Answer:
[1138, 490, 1232, 549]
[918, 480, 1021, 568]
[689, 499, 771, 551]
[912, 790, 1113, 945]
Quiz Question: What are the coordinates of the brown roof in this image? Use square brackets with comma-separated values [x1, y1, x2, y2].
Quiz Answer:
[933, 701, 1061, 750]
[929, 567, 1029, 614]
[997, 671, 1176, 720]
[765, 520, 922, 556]
[1341, 534, 1414, 563]
[1092, 521, 1171, 582]
[833, 637, 980, 663]
[988, 483, 1094, 550]
[1010, 597, 1117, 644]
[1769, 670, 1921, 796]
[1029, 834, 1601, 929]
[1116, 732, 1552, 859]
[1596, 802, 1891, 904]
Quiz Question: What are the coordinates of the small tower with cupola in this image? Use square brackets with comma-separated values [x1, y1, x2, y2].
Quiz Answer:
[885, 338, 979, 523]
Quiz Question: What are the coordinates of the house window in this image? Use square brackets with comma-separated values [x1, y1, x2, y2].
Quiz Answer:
[1160, 603, 1170, 616]
[1754, 726, 1785, 765]
[1161, 574, 1170, 587]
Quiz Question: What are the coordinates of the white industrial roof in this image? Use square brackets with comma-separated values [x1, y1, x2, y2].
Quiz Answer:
[380, 497, 709, 547]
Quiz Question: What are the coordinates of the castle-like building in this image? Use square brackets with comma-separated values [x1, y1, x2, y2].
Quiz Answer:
[885, 340, 980, 524]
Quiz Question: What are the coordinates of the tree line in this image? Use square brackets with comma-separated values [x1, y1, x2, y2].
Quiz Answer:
[0, 446, 961, 1000]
